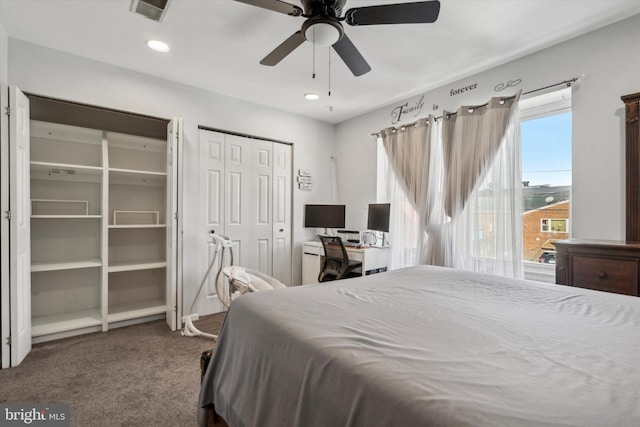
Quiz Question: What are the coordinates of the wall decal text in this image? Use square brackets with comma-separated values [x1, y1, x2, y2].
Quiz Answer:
[450, 83, 478, 96]
[390, 95, 425, 124]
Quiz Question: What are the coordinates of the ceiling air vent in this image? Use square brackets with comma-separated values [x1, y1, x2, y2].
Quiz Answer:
[130, 0, 171, 22]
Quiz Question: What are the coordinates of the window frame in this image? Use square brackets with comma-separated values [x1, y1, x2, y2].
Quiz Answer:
[519, 87, 572, 283]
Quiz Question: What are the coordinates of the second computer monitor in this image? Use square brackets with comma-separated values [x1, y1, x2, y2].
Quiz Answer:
[367, 203, 390, 233]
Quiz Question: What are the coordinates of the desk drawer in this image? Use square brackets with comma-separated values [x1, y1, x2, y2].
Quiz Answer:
[303, 245, 322, 256]
[571, 255, 638, 296]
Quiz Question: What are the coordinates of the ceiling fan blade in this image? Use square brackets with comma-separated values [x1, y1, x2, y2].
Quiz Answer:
[260, 31, 306, 66]
[332, 34, 371, 77]
[232, 0, 302, 16]
[345, 1, 440, 26]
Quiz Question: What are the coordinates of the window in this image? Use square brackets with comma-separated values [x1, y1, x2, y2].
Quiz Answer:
[540, 218, 569, 233]
[520, 87, 572, 280]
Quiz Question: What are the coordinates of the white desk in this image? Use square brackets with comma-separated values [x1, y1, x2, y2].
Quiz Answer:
[302, 241, 390, 285]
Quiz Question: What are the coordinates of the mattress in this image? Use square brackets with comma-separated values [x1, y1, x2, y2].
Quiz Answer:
[199, 265, 640, 427]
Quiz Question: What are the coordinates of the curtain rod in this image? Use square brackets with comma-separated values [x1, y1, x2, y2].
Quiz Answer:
[369, 77, 579, 137]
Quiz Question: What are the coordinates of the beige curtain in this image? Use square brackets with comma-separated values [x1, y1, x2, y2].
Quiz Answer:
[380, 92, 523, 278]
[442, 95, 521, 218]
[440, 92, 523, 277]
[381, 116, 438, 264]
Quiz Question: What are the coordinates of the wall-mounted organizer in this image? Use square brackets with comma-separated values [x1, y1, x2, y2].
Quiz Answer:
[27, 116, 181, 344]
[297, 169, 312, 191]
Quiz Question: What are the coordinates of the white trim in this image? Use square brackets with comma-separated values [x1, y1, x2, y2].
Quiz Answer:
[520, 86, 572, 121]
[523, 261, 555, 283]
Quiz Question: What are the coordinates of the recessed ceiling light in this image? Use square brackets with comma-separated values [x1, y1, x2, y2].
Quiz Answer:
[146, 39, 170, 53]
[304, 93, 319, 100]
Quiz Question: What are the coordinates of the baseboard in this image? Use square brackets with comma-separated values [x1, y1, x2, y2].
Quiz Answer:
[182, 313, 200, 323]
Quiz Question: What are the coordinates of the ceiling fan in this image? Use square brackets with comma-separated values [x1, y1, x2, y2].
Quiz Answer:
[233, 0, 441, 77]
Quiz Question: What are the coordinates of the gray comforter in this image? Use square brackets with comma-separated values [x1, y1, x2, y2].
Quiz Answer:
[199, 265, 640, 426]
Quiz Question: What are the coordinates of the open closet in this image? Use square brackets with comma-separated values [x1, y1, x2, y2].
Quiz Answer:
[1, 87, 182, 367]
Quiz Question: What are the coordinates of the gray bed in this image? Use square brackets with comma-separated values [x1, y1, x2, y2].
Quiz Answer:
[199, 265, 640, 426]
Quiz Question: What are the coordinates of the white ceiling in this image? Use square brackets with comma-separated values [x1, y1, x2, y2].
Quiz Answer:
[2, 0, 640, 124]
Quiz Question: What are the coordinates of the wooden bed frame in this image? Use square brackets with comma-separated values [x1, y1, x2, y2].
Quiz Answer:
[204, 407, 229, 427]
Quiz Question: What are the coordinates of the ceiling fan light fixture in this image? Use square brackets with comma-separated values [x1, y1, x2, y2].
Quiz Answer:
[146, 39, 170, 53]
[304, 93, 320, 100]
[304, 22, 341, 47]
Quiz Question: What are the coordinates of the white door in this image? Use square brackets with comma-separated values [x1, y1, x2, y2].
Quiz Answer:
[272, 143, 292, 285]
[198, 129, 226, 314]
[224, 135, 252, 269]
[249, 139, 273, 274]
[196, 130, 292, 316]
[9, 87, 31, 367]
[1, 83, 10, 368]
[165, 118, 182, 331]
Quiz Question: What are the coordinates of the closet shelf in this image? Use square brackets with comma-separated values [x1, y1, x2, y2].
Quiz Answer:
[31, 259, 102, 272]
[107, 300, 166, 323]
[109, 168, 166, 176]
[109, 168, 166, 187]
[32, 309, 102, 337]
[107, 260, 166, 272]
[108, 224, 166, 229]
[31, 161, 103, 173]
[31, 215, 102, 219]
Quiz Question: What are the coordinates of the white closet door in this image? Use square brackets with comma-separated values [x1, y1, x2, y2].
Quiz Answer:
[198, 129, 226, 313]
[225, 135, 251, 269]
[0, 84, 9, 368]
[272, 143, 292, 285]
[9, 87, 31, 366]
[249, 140, 273, 274]
[196, 129, 292, 316]
[165, 118, 182, 331]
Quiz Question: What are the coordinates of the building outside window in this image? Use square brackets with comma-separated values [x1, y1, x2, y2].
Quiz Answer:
[520, 87, 572, 276]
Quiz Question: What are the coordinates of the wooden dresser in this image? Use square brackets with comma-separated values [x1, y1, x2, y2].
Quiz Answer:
[554, 93, 640, 297]
[554, 239, 640, 296]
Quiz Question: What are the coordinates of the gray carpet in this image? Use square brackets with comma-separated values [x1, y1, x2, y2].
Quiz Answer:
[0, 313, 225, 427]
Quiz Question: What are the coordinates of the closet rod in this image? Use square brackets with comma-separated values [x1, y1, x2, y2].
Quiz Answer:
[198, 125, 293, 146]
[370, 76, 579, 137]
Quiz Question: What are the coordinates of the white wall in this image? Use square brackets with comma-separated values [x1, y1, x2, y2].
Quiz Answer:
[0, 23, 7, 84]
[336, 14, 640, 241]
[8, 39, 336, 317]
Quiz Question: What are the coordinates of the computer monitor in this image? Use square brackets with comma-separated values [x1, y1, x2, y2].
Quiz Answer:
[304, 204, 346, 230]
[367, 203, 390, 233]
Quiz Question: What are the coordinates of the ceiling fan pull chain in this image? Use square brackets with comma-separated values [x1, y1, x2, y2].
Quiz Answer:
[328, 47, 332, 97]
[312, 26, 316, 79]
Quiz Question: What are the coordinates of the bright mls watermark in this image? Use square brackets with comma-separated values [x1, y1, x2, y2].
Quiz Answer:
[0, 404, 69, 426]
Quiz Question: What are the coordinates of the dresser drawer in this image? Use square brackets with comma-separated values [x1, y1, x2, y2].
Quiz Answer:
[571, 255, 638, 296]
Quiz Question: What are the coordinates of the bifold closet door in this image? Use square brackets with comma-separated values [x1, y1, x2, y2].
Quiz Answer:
[272, 143, 292, 285]
[166, 118, 182, 331]
[224, 135, 252, 269]
[198, 129, 227, 312]
[248, 138, 274, 274]
[8, 87, 32, 367]
[197, 129, 292, 315]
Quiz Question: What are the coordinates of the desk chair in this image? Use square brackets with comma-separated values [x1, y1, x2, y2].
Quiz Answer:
[317, 235, 363, 282]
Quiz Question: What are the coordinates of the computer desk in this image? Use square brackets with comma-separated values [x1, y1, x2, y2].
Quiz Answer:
[301, 241, 390, 285]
